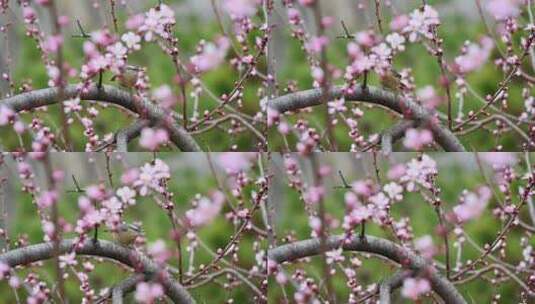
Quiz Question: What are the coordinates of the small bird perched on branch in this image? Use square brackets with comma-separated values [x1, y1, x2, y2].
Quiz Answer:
[379, 70, 404, 93]
[111, 65, 144, 89]
[111, 222, 144, 246]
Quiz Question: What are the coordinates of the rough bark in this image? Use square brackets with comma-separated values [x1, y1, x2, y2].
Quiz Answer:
[268, 86, 465, 152]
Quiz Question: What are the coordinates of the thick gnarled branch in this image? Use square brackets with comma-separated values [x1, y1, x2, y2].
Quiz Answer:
[268, 235, 466, 304]
[0, 84, 201, 151]
[0, 239, 195, 304]
[268, 86, 465, 152]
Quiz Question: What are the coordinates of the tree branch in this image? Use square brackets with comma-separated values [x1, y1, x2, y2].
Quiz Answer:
[380, 120, 415, 154]
[268, 86, 465, 151]
[379, 270, 412, 304]
[112, 274, 145, 304]
[268, 235, 466, 304]
[0, 84, 201, 151]
[0, 239, 196, 304]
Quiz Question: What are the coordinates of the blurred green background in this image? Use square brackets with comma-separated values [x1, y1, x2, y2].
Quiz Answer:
[0, 153, 265, 302]
[268, 152, 535, 303]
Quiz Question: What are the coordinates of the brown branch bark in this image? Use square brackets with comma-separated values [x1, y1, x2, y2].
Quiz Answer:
[268, 86, 465, 151]
[0, 84, 201, 151]
[268, 235, 467, 304]
[0, 239, 196, 304]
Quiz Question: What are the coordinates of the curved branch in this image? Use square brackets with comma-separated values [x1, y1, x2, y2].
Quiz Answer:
[268, 86, 465, 152]
[0, 239, 196, 304]
[0, 84, 201, 151]
[112, 274, 145, 304]
[116, 119, 151, 152]
[380, 120, 415, 154]
[379, 270, 412, 304]
[268, 235, 466, 304]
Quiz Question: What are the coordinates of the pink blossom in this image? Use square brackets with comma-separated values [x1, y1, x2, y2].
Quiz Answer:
[287, 8, 301, 25]
[275, 272, 288, 284]
[404, 5, 440, 42]
[454, 37, 493, 74]
[345, 192, 360, 208]
[218, 152, 255, 174]
[91, 30, 114, 47]
[78, 196, 92, 213]
[139, 4, 176, 41]
[298, 0, 315, 6]
[325, 247, 344, 264]
[267, 107, 280, 127]
[116, 186, 136, 205]
[121, 32, 141, 50]
[35, 0, 50, 5]
[351, 180, 373, 197]
[386, 33, 406, 52]
[453, 186, 492, 222]
[153, 85, 176, 109]
[403, 128, 433, 150]
[42, 220, 55, 239]
[387, 164, 406, 180]
[191, 37, 230, 72]
[417, 85, 442, 109]
[0, 262, 10, 280]
[107, 42, 127, 60]
[390, 14, 409, 32]
[343, 205, 372, 227]
[305, 36, 329, 54]
[223, 0, 258, 19]
[37, 190, 58, 209]
[185, 191, 225, 227]
[148, 240, 171, 264]
[13, 121, 25, 134]
[347, 42, 363, 59]
[59, 252, 77, 268]
[64, 98, 81, 114]
[134, 159, 170, 196]
[369, 192, 389, 209]
[46, 64, 61, 86]
[135, 282, 164, 304]
[139, 128, 169, 151]
[355, 31, 376, 48]
[311, 66, 324, 83]
[401, 155, 437, 191]
[121, 168, 140, 185]
[102, 197, 122, 214]
[43, 35, 63, 53]
[401, 278, 431, 300]
[308, 216, 321, 234]
[57, 15, 69, 27]
[415, 235, 436, 258]
[383, 182, 403, 202]
[86, 185, 106, 201]
[278, 122, 290, 135]
[486, 0, 521, 21]
[22, 7, 37, 24]
[8, 276, 20, 288]
[125, 14, 144, 30]
[328, 98, 347, 114]
[303, 186, 325, 204]
[0, 106, 15, 126]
